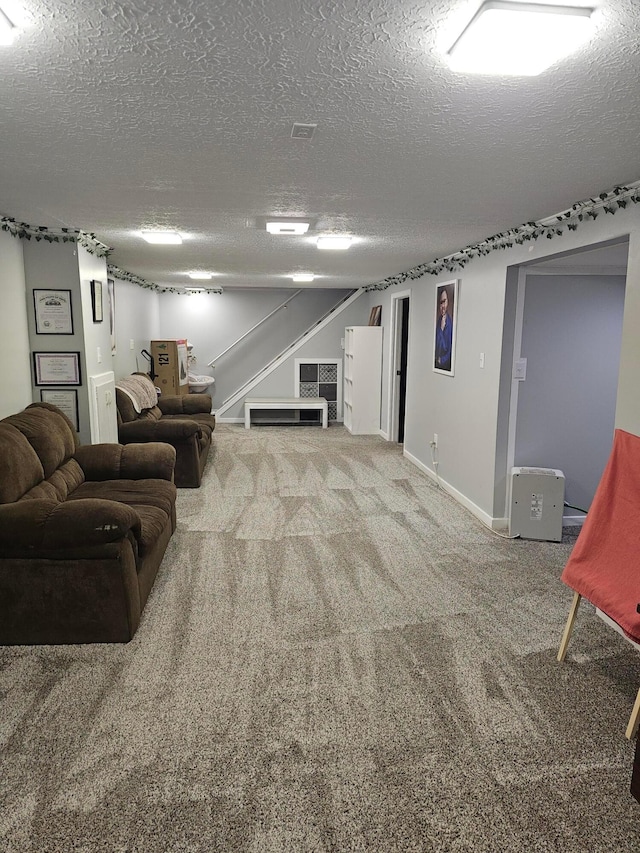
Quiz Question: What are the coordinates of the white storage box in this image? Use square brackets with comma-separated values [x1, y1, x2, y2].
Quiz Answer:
[509, 467, 565, 542]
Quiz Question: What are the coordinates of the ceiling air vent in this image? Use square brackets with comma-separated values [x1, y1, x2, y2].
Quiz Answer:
[291, 123, 317, 140]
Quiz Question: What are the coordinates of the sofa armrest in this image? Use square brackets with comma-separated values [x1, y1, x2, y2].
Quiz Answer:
[74, 442, 176, 482]
[0, 498, 140, 554]
[158, 394, 212, 416]
[118, 419, 201, 445]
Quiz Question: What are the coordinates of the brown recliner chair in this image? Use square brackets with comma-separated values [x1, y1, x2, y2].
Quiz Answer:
[115, 373, 215, 488]
[0, 402, 177, 644]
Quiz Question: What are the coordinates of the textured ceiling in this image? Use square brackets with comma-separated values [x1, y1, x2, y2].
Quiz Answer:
[1, 0, 639, 290]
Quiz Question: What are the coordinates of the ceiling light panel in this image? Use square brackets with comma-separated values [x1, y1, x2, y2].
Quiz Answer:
[140, 230, 183, 244]
[266, 221, 310, 235]
[447, 1, 594, 76]
[291, 273, 315, 282]
[316, 235, 352, 250]
[188, 271, 213, 280]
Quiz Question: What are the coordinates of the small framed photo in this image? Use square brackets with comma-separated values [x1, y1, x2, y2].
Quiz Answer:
[33, 351, 82, 386]
[40, 389, 79, 431]
[91, 280, 103, 323]
[33, 289, 74, 335]
[433, 280, 458, 376]
[368, 305, 382, 326]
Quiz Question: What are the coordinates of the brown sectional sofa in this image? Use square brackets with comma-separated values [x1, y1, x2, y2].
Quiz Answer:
[0, 403, 177, 645]
[116, 374, 215, 488]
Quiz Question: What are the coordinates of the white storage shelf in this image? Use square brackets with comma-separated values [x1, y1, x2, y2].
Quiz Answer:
[343, 325, 382, 435]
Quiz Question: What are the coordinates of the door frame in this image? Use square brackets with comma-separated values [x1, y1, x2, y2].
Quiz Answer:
[387, 289, 411, 442]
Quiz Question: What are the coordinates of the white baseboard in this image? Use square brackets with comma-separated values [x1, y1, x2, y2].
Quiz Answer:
[215, 416, 244, 424]
[378, 428, 389, 440]
[403, 448, 497, 529]
[563, 513, 586, 527]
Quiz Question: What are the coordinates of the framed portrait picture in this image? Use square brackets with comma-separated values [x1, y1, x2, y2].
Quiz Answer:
[107, 278, 116, 354]
[91, 280, 103, 323]
[368, 305, 382, 326]
[33, 352, 82, 386]
[40, 389, 79, 431]
[433, 279, 458, 376]
[33, 289, 74, 335]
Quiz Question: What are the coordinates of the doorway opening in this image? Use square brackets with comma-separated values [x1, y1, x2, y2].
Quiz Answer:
[388, 291, 411, 443]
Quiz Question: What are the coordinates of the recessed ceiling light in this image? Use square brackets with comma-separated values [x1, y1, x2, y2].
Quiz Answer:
[187, 271, 213, 280]
[140, 230, 183, 244]
[266, 221, 310, 235]
[447, 1, 594, 76]
[0, 7, 15, 45]
[316, 235, 352, 250]
[290, 273, 315, 283]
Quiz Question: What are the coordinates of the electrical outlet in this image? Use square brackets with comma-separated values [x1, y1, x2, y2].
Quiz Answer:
[130, 339, 135, 350]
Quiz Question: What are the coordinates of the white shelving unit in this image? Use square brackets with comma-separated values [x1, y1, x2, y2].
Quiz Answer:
[343, 325, 383, 434]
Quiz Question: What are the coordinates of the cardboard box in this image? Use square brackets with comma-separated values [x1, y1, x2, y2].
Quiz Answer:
[151, 339, 190, 396]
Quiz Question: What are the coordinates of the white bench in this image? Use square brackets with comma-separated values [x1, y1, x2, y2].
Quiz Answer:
[244, 397, 328, 429]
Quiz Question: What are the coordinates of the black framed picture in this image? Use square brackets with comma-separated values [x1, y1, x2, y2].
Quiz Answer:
[91, 280, 103, 323]
[40, 389, 79, 431]
[33, 351, 82, 386]
[33, 289, 74, 335]
[433, 279, 458, 376]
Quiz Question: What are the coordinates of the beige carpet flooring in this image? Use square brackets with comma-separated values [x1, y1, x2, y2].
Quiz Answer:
[1, 424, 639, 852]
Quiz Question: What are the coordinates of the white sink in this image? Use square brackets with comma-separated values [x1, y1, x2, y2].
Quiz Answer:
[188, 374, 215, 394]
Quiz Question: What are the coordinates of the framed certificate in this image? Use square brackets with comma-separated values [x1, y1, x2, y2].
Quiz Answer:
[33, 289, 74, 335]
[40, 389, 79, 431]
[33, 352, 82, 386]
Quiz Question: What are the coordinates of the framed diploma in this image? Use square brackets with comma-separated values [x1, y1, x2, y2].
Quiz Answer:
[33, 289, 74, 335]
[40, 389, 79, 431]
[33, 352, 82, 386]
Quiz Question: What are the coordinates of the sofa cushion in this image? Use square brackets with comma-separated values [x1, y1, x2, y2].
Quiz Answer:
[115, 387, 163, 424]
[20, 459, 85, 503]
[0, 424, 44, 504]
[70, 479, 177, 517]
[3, 406, 76, 478]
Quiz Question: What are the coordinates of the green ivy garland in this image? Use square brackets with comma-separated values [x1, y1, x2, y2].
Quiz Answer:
[107, 264, 222, 295]
[365, 181, 640, 292]
[0, 217, 111, 257]
[6, 178, 638, 297]
[0, 218, 221, 294]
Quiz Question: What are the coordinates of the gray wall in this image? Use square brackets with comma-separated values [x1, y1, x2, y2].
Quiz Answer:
[514, 273, 625, 511]
[110, 277, 160, 380]
[158, 287, 353, 408]
[22, 240, 110, 444]
[220, 295, 370, 420]
[0, 231, 31, 418]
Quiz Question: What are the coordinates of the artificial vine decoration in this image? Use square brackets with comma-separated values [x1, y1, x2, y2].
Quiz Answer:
[0, 217, 221, 294]
[107, 264, 223, 295]
[0, 217, 111, 258]
[365, 181, 640, 292]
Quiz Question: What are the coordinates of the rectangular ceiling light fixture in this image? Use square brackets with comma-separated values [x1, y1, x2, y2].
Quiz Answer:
[266, 221, 310, 235]
[316, 235, 352, 250]
[447, 1, 594, 76]
[291, 273, 315, 282]
[140, 230, 183, 244]
[0, 7, 15, 45]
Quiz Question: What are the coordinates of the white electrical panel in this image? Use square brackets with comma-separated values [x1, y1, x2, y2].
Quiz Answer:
[509, 467, 565, 542]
